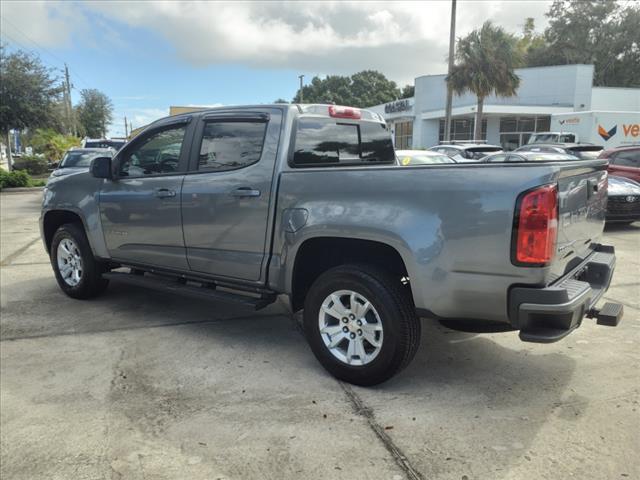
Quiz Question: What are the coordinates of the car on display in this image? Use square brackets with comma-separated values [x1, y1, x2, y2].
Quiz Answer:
[50, 148, 115, 178]
[598, 145, 640, 183]
[527, 132, 578, 144]
[396, 149, 455, 165]
[428, 142, 503, 162]
[606, 176, 640, 224]
[81, 137, 127, 151]
[40, 104, 622, 386]
[480, 152, 578, 163]
[515, 143, 603, 160]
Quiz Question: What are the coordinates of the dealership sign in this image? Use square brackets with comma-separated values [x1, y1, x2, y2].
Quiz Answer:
[385, 99, 412, 114]
[598, 123, 640, 141]
[559, 117, 581, 125]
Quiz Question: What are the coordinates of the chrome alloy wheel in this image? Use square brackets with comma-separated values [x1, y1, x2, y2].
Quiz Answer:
[56, 238, 83, 287]
[318, 290, 384, 366]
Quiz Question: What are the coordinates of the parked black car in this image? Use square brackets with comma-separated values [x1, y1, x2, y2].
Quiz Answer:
[515, 143, 603, 159]
[606, 176, 640, 224]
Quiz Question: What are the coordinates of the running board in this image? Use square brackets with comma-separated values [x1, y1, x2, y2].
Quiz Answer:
[102, 271, 277, 310]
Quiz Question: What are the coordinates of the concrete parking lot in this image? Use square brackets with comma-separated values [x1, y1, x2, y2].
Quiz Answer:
[1, 190, 638, 480]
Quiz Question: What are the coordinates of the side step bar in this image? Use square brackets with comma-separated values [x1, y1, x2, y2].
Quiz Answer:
[103, 271, 277, 310]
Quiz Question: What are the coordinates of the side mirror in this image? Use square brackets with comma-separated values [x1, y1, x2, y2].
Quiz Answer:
[90, 156, 113, 179]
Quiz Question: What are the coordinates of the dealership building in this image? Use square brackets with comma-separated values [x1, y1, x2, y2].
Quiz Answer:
[369, 64, 640, 150]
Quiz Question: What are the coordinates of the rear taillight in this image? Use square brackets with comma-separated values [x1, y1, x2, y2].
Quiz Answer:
[328, 105, 362, 119]
[513, 184, 558, 266]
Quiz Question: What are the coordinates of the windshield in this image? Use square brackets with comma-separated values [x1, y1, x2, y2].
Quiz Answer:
[59, 151, 105, 168]
[84, 140, 126, 150]
[398, 153, 455, 165]
[524, 153, 578, 162]
[467, 147, 502, 160]
[529, 134, 558, 144]
[569, 148, 602, 160]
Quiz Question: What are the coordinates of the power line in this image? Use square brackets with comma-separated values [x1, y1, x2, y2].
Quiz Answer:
[0, 15, 91, 90]
[0, 31, 66, 73]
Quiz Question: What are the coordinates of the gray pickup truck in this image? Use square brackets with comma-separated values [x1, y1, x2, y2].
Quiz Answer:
[40, 104, 623, 385]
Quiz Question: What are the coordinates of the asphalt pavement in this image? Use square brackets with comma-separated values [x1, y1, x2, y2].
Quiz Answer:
[1, 190, 638, 480]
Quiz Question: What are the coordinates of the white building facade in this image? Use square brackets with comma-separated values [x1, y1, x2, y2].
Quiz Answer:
[370, 64, 640, 150]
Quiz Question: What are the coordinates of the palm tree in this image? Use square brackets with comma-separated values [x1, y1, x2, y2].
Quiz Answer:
[447, 21, 522, 141]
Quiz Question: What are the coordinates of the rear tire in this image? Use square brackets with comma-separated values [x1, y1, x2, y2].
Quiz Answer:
[303, 264, 420, 386]
[50, 223, 109, 299]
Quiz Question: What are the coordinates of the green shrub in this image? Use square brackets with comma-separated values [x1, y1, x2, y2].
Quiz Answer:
[0, 169, 31, 189]
[12, 155, 49, 175]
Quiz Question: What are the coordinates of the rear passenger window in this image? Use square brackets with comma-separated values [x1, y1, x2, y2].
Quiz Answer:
[198, 121, 267, 171]
[292, 118, 394, 167]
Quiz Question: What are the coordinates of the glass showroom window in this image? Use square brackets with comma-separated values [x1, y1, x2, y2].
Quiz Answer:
[438, 118, 487, 142]
[394, 121, 413, 149]
[499, 115, 551, 150]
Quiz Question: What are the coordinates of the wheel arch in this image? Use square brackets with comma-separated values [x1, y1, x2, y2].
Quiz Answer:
[42, 209, 88, 254]
[289, 236, 411, 312]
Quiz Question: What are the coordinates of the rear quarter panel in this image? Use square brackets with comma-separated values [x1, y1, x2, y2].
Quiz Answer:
[271, 162, 604, 322]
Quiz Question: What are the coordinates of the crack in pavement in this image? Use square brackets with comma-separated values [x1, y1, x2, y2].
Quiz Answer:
[0, 261, 51, 267]
[0, 237, 41, 266]
[287, 313, 424, 480]
[339, 382, 425, 480]
[0, 313, 285, 342]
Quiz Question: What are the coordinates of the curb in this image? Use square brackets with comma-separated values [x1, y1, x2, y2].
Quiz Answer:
[0, 187, 45, 193]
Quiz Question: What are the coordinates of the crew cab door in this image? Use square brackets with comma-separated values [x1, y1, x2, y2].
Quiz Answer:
[99, 117, 194, 270]
[181, 109, 282, 282]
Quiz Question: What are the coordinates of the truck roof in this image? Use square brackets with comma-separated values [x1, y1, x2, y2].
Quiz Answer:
[150, 104, 386, 128]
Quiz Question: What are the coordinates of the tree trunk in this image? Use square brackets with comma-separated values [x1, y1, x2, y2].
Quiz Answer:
[474, 97, 484, 141]
[6, 130, 13, 172]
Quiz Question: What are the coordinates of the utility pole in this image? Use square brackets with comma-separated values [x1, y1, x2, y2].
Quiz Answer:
[444, 0, 457, 143]
[124, 116, 129, 137]
[64, 64, 75, 136]
[298, 74, 305, 103]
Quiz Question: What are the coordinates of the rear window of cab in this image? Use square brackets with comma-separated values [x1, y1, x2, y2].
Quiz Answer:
[292, 117, 395, 167]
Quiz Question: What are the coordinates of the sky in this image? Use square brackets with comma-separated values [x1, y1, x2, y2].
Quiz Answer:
[1, 0, 552, 137]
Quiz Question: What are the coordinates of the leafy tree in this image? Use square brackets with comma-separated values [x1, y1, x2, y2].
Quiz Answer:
[293, 70, 400, 107]
[400, 85, 415, 99]
[524, 0, 640, 87]
[273, 98, 290, 103]
[516, 18, 547, 65]
[75, 89, 113, 138]
[0, 46, 61, 168]
[30, 128, 80, 163]
[447, 21, 521, 140]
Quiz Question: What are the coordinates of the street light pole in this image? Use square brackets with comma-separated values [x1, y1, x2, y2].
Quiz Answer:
[444, 0, 457, 143]
[298, 74, 305, 103]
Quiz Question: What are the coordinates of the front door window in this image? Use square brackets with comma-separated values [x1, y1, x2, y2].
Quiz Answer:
[119, 125, 187, 177]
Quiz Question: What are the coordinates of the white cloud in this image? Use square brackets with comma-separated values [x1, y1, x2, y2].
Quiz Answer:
[2, 1, 552, 85]
[86, 1, 552, 83]
[0, 1, 77, 49]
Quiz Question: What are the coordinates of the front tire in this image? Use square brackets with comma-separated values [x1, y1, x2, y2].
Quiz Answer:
[50, 223, 109, 299]
[303, 264, 420, 386]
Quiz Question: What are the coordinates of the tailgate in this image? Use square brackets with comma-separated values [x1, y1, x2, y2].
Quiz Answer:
[551, 162, 608, 282]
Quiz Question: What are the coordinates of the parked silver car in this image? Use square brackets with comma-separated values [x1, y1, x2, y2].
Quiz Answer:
[428, 142, 503, 162]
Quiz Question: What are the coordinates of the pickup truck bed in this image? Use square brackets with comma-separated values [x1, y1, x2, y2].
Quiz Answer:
[41, 104, 623, 385]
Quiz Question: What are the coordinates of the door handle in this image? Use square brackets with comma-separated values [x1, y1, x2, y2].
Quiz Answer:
[231, 187, 261, 198]
[155, 188, 176, 198]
